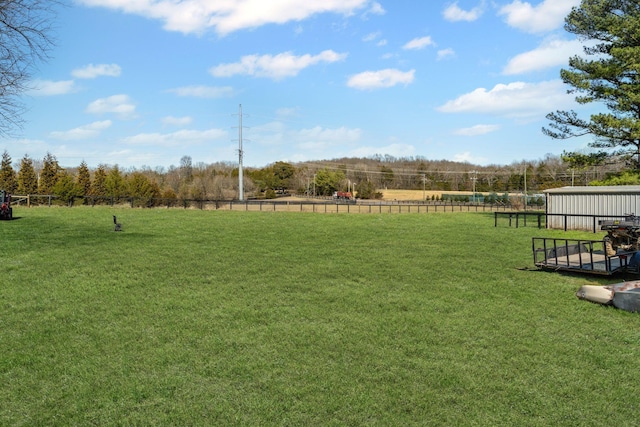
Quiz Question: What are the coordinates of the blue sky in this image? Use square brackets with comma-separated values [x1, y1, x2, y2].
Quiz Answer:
[0, 0, 595, 169]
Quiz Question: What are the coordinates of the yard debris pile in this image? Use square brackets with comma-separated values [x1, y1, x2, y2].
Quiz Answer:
[576, 280, 640, 312]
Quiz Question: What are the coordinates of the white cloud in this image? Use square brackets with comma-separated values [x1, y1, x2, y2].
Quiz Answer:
[77, 0, 373, 35]
[276, 107, 300, 118]
[437, 80, 574, 118]
[443, 1, 485, 22]
[453, 124, 500, 136]
[210, 50, 347, 80]
[498, 0, 580, 34]
[49, 120, 112, 140]
[28, 79, 77, 96]
[167, 85, 234, 98]
[296, 126, 362, 150]
[248, 123, 362, 153]
[3, 138, 47, 152]
[122, 129, 228, 147]
[453, 151, 488, 164]
[350, 143, 415, 158]
[347, 68, 415, 90]
[362, 31, 386, 46]
[437, 48, 456, 60]
[72, 63, 122, 79]
[162, 116, 193, 127]
[363, 31, 380, 42]
[503, 38, 585, 75]
[403, 36, 435, 50]
[367, 1, 386, 16]
[86, 94, 136, 118]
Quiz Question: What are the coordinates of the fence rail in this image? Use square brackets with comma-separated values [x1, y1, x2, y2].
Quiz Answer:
[495, 212, 632, 232]
[8, 194, 529, 214]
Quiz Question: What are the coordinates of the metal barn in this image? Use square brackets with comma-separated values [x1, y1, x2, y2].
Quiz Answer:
[545, 185, 640, 230]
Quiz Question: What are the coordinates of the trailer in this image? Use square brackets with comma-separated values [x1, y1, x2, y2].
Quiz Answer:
[532, 237, 637, 275]
[532, 214, 640, 275]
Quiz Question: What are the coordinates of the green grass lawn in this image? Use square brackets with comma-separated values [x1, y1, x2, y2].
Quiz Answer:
[2, 206, 639, 426]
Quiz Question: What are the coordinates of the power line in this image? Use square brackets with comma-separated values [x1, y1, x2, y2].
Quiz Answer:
[294, 160, 611, 180]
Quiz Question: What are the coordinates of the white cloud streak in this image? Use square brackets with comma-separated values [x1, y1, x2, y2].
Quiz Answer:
[122, 128, 228, 147]
[162, 116, 193, 126]
[86, 94, 137, 118]
[437, 48, 456, 60]
[503, 38, 586, 75]
[437, 80, 574, 118]
[167, 85, 234, 98]
[350, 143, 415, 159]
[363, 31, 380, 42]
[443, 1, 485, 22]
[498, 0, 581, 34]
[49, 120, 112, 140]
[296, 126, 362, 150]
[347, 69, 415, 90]
[76, 0, 375, 35]
[402, 36, 435, 50]
[453, 124, 500, 136]
[28, 79, 77, 96]
[366, 1, 385, 16]
[453, 151, 488, 164]
[72, 63, 122, 79]
[210, 50, 347, 80]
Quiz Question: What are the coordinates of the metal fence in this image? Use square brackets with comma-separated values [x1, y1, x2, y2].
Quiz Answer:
[10, 194, 526, 214]
[495, 211, 634, 233]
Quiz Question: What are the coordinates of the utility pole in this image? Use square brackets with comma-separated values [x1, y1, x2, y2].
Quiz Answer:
[471, 171, 477, 202]
[237, 104, 244, 201]
[523, 166, 527, 210]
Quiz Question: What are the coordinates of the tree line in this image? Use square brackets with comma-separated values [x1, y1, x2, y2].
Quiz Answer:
[0, 150, 628, 206]
[1, 1, 640, 204]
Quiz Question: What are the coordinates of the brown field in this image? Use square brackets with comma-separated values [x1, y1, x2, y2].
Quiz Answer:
[287, 189, 481, 202]
[380, 189, 480, 201]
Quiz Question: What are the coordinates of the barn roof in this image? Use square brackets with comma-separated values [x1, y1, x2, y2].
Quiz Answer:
[544, 185, 640, 195]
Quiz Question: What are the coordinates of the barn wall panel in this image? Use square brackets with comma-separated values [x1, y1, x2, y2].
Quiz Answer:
[545, 187, 640, 231]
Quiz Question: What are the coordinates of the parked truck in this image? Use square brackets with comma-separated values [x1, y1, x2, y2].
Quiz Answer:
[333, 191, 353, 200]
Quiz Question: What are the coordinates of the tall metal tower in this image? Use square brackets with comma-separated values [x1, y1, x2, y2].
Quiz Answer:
[237, 104, 244, 201]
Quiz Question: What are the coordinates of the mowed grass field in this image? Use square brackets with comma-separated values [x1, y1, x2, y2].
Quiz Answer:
[2, 206, 639, 426]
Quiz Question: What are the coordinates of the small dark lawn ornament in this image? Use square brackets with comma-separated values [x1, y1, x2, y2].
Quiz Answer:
[113, 215, 122, 232]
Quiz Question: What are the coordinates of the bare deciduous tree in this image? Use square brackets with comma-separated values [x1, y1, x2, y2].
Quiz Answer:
[0, 0, 58, 136]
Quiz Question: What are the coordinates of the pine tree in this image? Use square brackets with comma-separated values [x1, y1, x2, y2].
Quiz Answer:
[105, 166, 126, 199]
[17, 155, 38, 194]
[90, 165, 107, 198]
[53, 172, 82, 206]
[76, 161, 91, 197]
[0, 150, 17, 192]
[127, 171, 160, 207]
[544, 0, 640, 169]
[38, 152, 61, 194]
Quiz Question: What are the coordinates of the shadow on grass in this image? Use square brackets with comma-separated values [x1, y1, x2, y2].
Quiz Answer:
[518, 265, 640, 286]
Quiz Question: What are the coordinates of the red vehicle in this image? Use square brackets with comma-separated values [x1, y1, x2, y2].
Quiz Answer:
[0, 190, 12, 220]
[333, 191, 353, 200]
